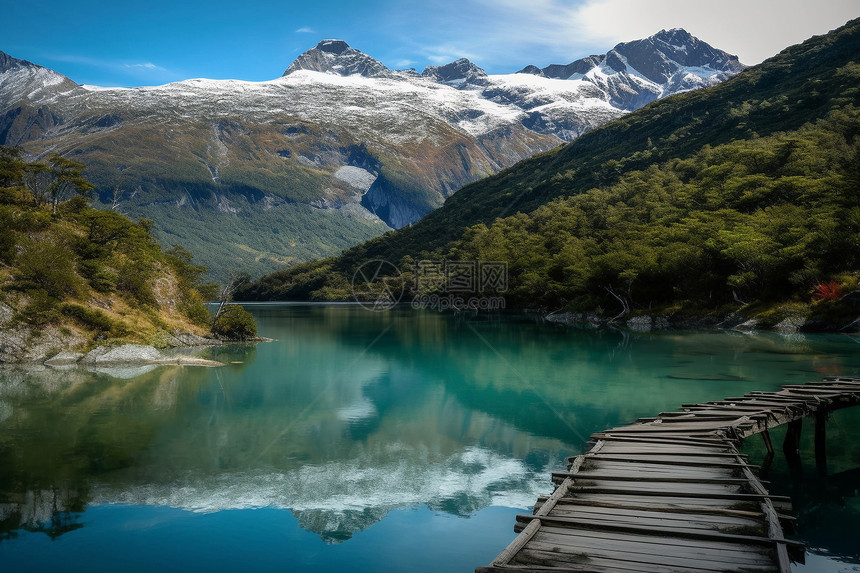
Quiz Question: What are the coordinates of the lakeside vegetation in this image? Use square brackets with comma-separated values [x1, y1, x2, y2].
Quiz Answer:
[236, 18, 860, 329]
[0, 147, 256, 358]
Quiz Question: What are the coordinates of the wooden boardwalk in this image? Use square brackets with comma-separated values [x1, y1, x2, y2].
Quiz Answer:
[478, 377, 860, 573]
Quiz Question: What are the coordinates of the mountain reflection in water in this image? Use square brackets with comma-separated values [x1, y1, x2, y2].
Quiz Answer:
[0, 305, 859, 571]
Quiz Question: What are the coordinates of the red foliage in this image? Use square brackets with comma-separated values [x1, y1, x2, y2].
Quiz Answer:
[813, 280, 844, 301]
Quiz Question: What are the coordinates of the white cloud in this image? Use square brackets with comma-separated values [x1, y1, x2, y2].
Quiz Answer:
[385, 0, 859, 72]
[295, 26, 316, 34]
[421, 44, 482, 65]
[123, 62, 167, 72]
[572, 0, 860, 64]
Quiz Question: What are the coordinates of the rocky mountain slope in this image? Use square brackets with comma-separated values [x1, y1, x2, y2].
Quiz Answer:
[236, 17, 860, 330]
[0, 32, 742, 281]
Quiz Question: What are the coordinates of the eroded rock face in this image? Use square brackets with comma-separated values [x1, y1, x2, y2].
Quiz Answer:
[0, 305, 88, 364]
[81, 344, 162, 365]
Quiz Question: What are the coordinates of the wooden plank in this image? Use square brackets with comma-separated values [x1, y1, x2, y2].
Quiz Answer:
[591, 434, 732, 447]
[737, 461, 794, 572]
[543, 510, 764, 535]
[569, 481, 743, 497]
[567, 486, 790, 502]
[478, 564, 655, 573]
[538, 497, 769, 520]
[546, 504, 765, 529]
[563, 492, 762, 512]
[529, 527, 778, 562]
[592, 436, 737, 447]
[781, 383, 860, 390]
[659, 410, 767, 418]
[519, 541, 762, 571]
[490, 518, 541, 567]
[579, 461, 741, 478]
[512, 546, 735, 573]
[525, 517, 804, 549]
[523, 533, 773, 567]
[578, 449, 746, 458]
[554, 473, 752, 486]
[583, 454, 753, 468]
[602, 423, 733, 433]
[658, 414, 766, 423]
[478, 564, 648, 573]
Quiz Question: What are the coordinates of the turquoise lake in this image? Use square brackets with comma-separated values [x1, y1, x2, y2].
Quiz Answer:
[0, 304, 859, 572]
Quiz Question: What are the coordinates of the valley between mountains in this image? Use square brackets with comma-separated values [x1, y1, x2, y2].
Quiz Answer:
[0, 30, 742, 282]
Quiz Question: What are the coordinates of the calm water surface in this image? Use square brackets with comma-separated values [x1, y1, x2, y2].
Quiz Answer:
[0, 305, 858, 572]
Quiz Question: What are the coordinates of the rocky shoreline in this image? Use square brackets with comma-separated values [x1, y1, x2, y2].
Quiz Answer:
[544, 308, 860, 334]
[43, 344, 225, 368]
[0, 300, 273, 367]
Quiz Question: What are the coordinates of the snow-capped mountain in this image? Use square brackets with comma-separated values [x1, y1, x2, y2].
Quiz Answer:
[283, 39, 393, 78]
[0, 51, 81, 105]
[0, 31, 743, 280]
[518, 29, 744, 110]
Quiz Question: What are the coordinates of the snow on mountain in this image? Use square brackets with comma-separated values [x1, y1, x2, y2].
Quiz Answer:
[0, 51, 81, 106]
[518, 28, 744, 110]
[0, 31, 742, 280]
[283, 39, 394, 78]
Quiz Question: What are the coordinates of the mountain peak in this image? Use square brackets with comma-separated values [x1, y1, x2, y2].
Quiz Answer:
[613, 28, 745, 82]
[1, 50, 37, 73]
[517, 29, 744, 109]
[421, 58, 487, 86]
[315, 39, 351, 54]
[0, 50, 81, 107]
[283, 40, 391, 78]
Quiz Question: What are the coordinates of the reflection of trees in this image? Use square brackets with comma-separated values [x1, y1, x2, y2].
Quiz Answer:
[0, 351, 568, 542]
[0, 486, 88, 542]
[0, 364, 213, 540]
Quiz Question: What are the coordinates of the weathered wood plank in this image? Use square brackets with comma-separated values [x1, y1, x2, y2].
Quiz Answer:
[512, 546, 736, 572]
[591, 432, 728, 444]
[520, 536, 773, 569]
[567, 486, 788, 502]
[580, 449, 747, 459]
[577, 463, 740, 479]
[520, 515, 801, 548]
[554, 473, 752, 486]
[545, 504, 765, 529]
[590, 434, 732, 447]
[582, 454, 753, 467]
[538, 512, 763, 535]
[527, 528, 777, 563]
[490, 518, 541, 567]
[565, 491, 762, 511]
[540, 498, 769, 520]
[547, 508, 764, 531]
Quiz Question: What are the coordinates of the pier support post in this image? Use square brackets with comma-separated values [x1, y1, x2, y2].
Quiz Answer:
[814, 411, 827, 476]
[783, 419, 802, 458]
[761, 429, 774, 455]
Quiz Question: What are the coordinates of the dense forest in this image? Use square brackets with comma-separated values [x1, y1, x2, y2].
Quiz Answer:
[237, 18, 860, 329]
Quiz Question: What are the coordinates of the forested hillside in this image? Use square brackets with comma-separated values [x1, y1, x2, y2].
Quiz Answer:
[237, 18, 860, 329]
[0, 148, 227, 362]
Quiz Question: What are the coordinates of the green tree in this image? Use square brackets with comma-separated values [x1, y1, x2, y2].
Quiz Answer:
[48, 155, 95, 213]
[211, 304, 257, 340]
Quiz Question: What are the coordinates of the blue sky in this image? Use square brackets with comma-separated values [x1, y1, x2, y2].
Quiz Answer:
[2, 0, 858, 87]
